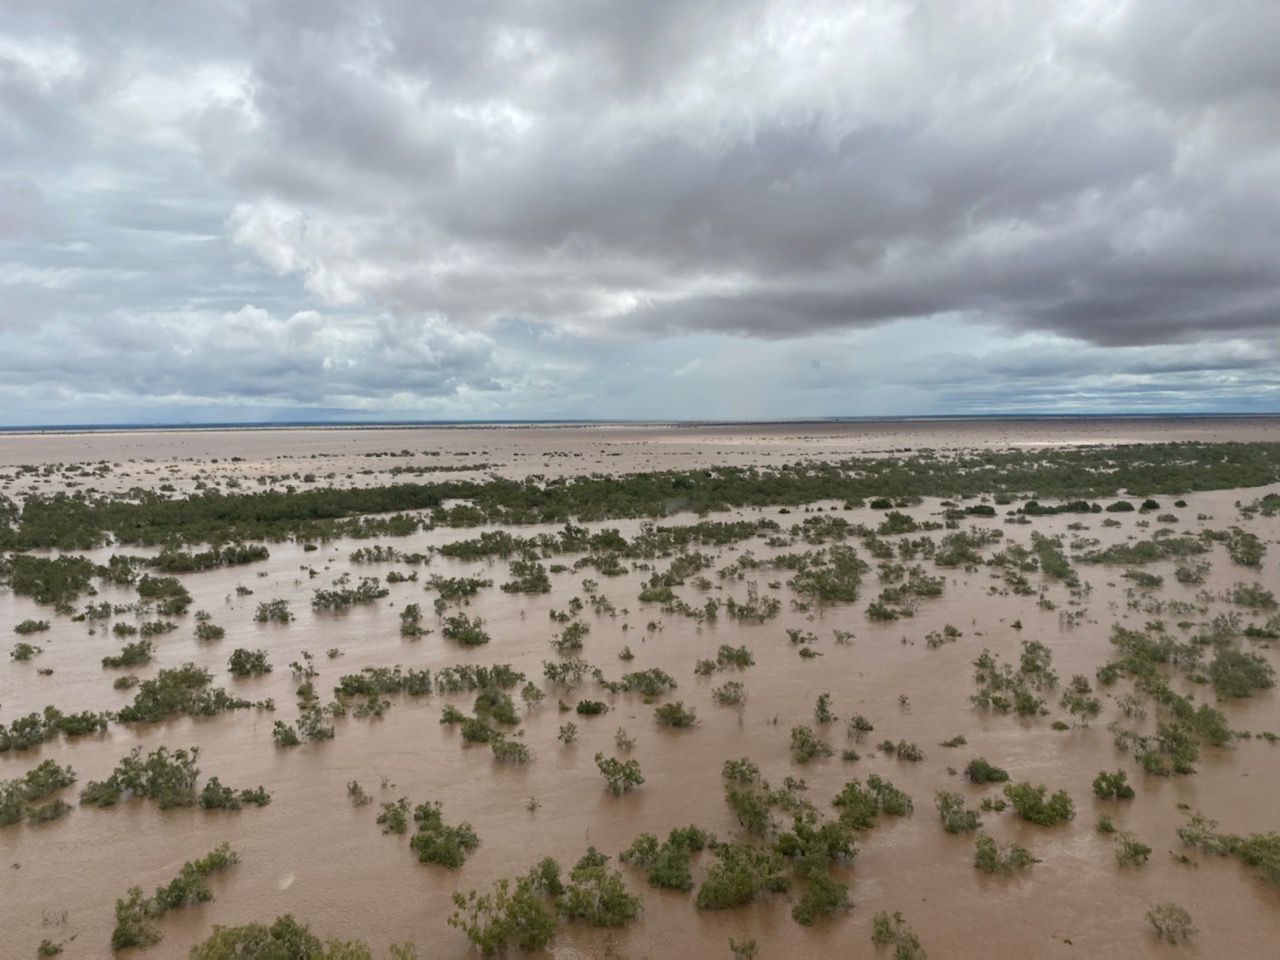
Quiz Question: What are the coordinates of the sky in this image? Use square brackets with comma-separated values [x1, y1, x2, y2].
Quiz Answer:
[2, 0, 1279, 425]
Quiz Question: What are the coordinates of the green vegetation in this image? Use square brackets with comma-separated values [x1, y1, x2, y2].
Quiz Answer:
[655, 701, 697, 728]
[616, 667, 678, 696]
[973, 833, 1037, 875]
[790, 725, 833, 763]
[935, 792, 982, 834]
[101, 639, 154, 668]
[1178, 812, 1280, 884]
[0, 760, 77, 827]
[442, 613, 490, 646]
[1209, 647, 1275, 699]
[716, 644, 755, 668]
[253, 599, 293, 623]
[112, 843, 238, 949]
[1002, 782, 1075, 826]
[10, 640, 42, 660]
[696, 842, 789, 910]
[871, 910, 927, 958]
[557, 848, 643, 927]
[1092, 770, 1135, 800]
[228, 648, 272, 676]
[199, 778, 272, 810]
[831, 775, 913, 830]
[135, 574, 192, 615]
[116, 664, 252, 722]
[399, 602, 425, 637]
[502, 558, 552, 594]
[410, 801, 480, 867]
[970, 642, 1056, 717]
[8, 442, 1280, 554]
[0, 706, 109, 751]
[1116, 833, 1152, 866]
[713, 680, 747, 705]
[620, 825, 712, 892]
[0, 553, 97, 606]
[312, 577, 389, 609]
[335, 665, 432, 699]
[449, 875, 557, 953]
[595, 754, 644, 795]
[814, 693, 837, 724]
[79, 745, 264, 811]
[1147, 902, 1196, 944]
[791, 869, 850, 925]
[192, 915, 416, 959]
[964, 758, 1009, 784]
[1058, 674, 1101, 727]
[378, 798, 410, 834]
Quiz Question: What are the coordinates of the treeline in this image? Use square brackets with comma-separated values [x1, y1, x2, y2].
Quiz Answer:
[3, 441, 1280, 551]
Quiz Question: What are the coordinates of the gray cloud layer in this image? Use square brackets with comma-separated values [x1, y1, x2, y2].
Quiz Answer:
[1, 1, 1278, 423]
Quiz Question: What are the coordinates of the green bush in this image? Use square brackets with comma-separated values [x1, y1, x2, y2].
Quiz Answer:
[713, 681, 746, 705]
[490, 736, 531, 763]
[378, 797, 410, 834]
[831, 775, 912, 829]
[443, 613, 490, 646]
[790, 726, 833, 763]
[722, 758, 760, 784]
[871, 910, 926, 958]
[973, 833, 1037, 874]
[227, 648, 272, 676]
[449, 877, 556, 953]
[1092, 770, 1135, 800]
[1002, 782, 1074, 826]
[655, 701, 697, 727]
[11, 640, 44, 661]
[556, 850, 642, 927]
[619, 668, 678, 696]
[112, 843, 238, 950]
[25, 797, 73, 824]
[791, 869, 850, 926]
[116, 664, 251, 722]
[1116, 833, 1152, 866]
[716, 644, 755, 668]
[1209, 647, 1275, 699]
[80, 745, 201, 809]
[621, 826, 712, 892]
[696, 842, 789, 910]
[595, 754, 644, 795]
[936, 792, 982, 834]
[411, 801, 480, 867]
[964, 758, 1010, 783]
[101, 640, 154, 668]
[1147, 902, 1196, 943]
[253, 599, 293, 622]
[190, 915, 359, 958]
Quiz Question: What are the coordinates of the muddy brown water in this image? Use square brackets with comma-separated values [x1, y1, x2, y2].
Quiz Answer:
[1, 423, 1279, 958]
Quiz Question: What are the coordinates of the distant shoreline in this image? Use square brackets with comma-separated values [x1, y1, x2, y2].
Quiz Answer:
[3, 412, 1279, 437]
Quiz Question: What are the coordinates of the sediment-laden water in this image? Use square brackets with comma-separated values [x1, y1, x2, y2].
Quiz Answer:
[1, 421, 1278, 958]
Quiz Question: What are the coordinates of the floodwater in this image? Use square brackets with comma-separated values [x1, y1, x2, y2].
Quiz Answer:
[1, 421, 1279, 959]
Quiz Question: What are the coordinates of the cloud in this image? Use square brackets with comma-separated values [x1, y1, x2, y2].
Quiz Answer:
[2, 1, 1278, 422]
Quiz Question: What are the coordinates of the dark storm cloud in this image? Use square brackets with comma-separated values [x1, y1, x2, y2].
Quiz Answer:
[2, 1, 1278, 421]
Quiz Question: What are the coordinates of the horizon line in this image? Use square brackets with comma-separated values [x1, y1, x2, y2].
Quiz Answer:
[3, 411, 1280, 434]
